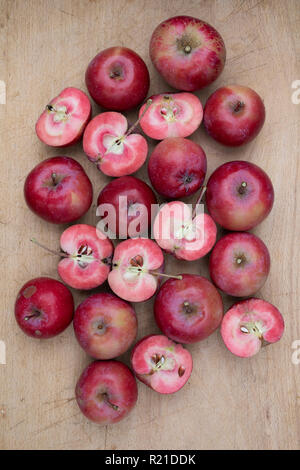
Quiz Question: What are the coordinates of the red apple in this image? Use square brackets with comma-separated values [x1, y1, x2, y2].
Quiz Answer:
[35, 87, 91, 147]
[76, 360, 138, 424]
[203, 85, 265, 146]
[15, 277, 74, 339]
[57, 224, 114, 290]
[221, 298, 284, 358]
[154, 274, 223, 343]
[108, 238, 181, 302]
[150, 16, 226, 91]
[148, 137, 207, 199]
[83, 111, 148, 177]
[24, 156, 93, 224]
[206, 161, 274, 231]
[139, 92, 203, 140]
[85, 46, 150, 111]
[210, 232, 270, 297]
[73, 293, 137, 360]
[97, 176, 157, 238]
[153, 200, 217, 261]
[131, 335, 193, 394]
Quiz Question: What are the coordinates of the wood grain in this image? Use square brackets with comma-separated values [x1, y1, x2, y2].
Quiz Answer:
[0, 0, 299, 450]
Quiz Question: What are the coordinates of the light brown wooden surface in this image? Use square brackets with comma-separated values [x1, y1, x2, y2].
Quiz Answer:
[0, 0, 299, 450]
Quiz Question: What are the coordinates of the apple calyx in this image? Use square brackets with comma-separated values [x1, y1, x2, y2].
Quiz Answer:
[238, 181, 248, 195]
[46, 104, 69, 122]
[232, 100, 245, 113]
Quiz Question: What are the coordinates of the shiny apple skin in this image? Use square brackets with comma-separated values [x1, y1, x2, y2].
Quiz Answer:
[15, 277, 74, 339]
[148, 137, 207, 199]
[97, 176, 157, 238]
[209, 232, 270, 297]
[73, 293, 137, 360]
[203, 85, 265, 146]
[24, 156, 93, 224]
[75, 360, 138, 424]
[206, 161, 274, 231]
[154, 274, 224, 343]
[150, 16, 226, 91]
[85, 46, 150, 111]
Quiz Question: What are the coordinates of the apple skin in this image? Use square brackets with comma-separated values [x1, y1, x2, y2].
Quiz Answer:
[221, 298, 284, 358]
[154, 274, 224, 343]
[73, 293, 137, 360]
[97, 176, 157, 238]
[209, 232, 270, 297]
[24, 156, 93, 224]
[35, 87, 91, 147]
[15, 277, 74, 339]
[148, 137, 207, 199]
[131, 334, 193, 394]
[203, 85, 265, 146]
[150, 16, 226, 91]
[85, 46, 150, 111]
[206, 161, 274, 231]
[75, 360, 138, 424]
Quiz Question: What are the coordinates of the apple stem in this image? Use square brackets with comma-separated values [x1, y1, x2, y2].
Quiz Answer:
[123, 98, 152, 138]
[192, 186, 207, 219]
[150, 271, 182, 280]
[30, 238, 69, 258]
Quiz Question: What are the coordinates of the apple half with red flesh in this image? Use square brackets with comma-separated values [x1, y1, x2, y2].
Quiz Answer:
[131, 335, 193, 394]
[139, 92, 203, 140]
[108, 238, 180, 302]
[73, 293, 137, 360]
[36, 87, 91, 147]
[153, 201, 217, 261]
[24, 156, 93, 224]
[85, 46, 150, 111]
[221, 298, 284, 358]
[76, 360, 138, 424]
[97, 176, 157, 238]
[150, 16, 226, 91]
[148, 137, 207, 199]
[83, 112, 148, 177]
[206, 161, 274, 231]
[203, 85, 265, 146]
[15, 277, 74, 339]
[209, 232, 270, 297]
[57, 224, 113, 290]
[154, 274, 223, 343]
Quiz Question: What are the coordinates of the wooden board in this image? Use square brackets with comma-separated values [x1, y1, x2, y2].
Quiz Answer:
[0, 0, 300, 450]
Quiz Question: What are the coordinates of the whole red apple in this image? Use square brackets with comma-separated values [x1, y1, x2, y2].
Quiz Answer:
[154, 274, 223, 343]
[73, 293, 137, 360]
[221, 298, 284, 358]
[35, 87, 91, 147]
[148, 137, 207, 199]
[150, 16, 226, 91]
[15, 277, 74, 339]
[203, 85, 265, 146]
[85, 46, 150, 111]
[209, 232, 270, 297]
[24, 156, 93, 224]
[97, 176, 157, 238]
[76, 360, 138, 424]
[206, 161, 274, 231]
[131, 335, 193, 394]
